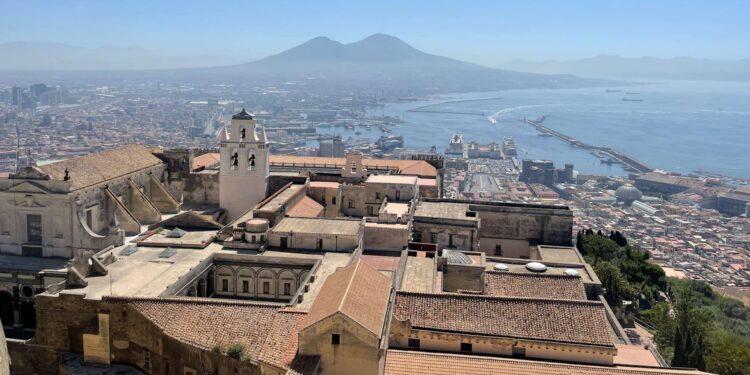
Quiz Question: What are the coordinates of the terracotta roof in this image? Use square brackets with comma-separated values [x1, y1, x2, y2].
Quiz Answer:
[393, 292, 614, 347]
[286, 196, 325, 218]
[269, 155, 437, 178]
[192, 152, 220, 170]
[301, 260, 392, 336]
[125, 298, 305, 369]
[483, 271, 587, 300]
[38, 144, 162, 191]
[384, 350, 711, 375]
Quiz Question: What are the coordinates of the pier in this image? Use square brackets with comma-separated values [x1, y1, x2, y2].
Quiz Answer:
[525, 118, 653, 173]
[407, 108, 485, 116]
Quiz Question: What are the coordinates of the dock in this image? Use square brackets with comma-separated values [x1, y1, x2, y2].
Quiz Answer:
[525, 118, 652, 173]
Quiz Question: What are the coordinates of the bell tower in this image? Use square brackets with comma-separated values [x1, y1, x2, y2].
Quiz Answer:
[220, 109, 269, 220]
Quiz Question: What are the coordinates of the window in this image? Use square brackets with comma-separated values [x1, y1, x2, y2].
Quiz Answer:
[430, 233, 437, 244]
[164, 360, 170, 374]
[242, 280, 249, 293]
[222, 279, 229, 292]
[512, 347, 526, 358]
[408, 338, 420, 348]
[86, 208, 93, 230]
[395, 190, 400, 200]
[280, 237, 288, 248]
[331, 334, 340, 345]
[367, 206, 373, 216]
[251, 235, 257, 243]
[316, 238, 323, 250]
[351, 162, 357, 173]
[448, 234, 454, 247]
[260, 235, 265, 242]
[460, 343, 472, 352]
[495, 244, 503, 256]
[348, 200, 355, 209]
[143, 351, 151, 371]
[184, 367, 197, 375]
[26, 214, 42, 243]
[375, 192, 380, 200]
[263, 281, 270, 294]
[332, 197, 336, 205]
[321, 196, 326, 205]
[283, 283, 291, 296]
[413, 232, 422, 242]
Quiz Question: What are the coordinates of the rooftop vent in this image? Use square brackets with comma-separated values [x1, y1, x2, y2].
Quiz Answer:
[159, 247, 178, 258]
[494, 263, 509, 271]
[525, 262, 547, 272]
[165, 227, 187, 238]
[564, 269, 579, 276]
[120, 244, 138, 256]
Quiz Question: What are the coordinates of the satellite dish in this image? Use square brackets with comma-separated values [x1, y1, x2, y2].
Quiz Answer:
[525, 262, 547, 272]
[564, 269, 579, 276]
[494, 263, 509, 271]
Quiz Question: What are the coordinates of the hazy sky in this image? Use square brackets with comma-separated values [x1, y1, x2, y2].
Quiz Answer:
[1, 0, 748, 66]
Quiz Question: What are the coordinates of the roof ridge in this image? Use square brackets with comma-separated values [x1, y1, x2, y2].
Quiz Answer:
[396, 291, 601, 306]
[104, 295, 286, 308]
[339, 261, 360, 312]
[485, 270, 582, 279]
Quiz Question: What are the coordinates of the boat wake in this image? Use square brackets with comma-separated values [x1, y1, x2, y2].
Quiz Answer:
[487, 104, 561, 124]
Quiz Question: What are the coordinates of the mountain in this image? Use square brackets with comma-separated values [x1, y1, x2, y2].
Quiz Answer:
[0, 42, 235, 70]
[203, 34, 613, 94]
[0, 35, 615, 93]
[501, 55, 750, 81]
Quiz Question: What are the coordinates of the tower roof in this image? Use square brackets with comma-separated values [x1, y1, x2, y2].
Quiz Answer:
[232, 108, 254, 120]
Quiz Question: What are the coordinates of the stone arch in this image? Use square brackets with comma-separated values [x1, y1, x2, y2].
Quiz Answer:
[206, 269, 215, 296]
[257, 268, 277, 299]
[186, 285, 197, 297]
[236, 267, 256, 297]
[197, 277, 206, 297]
[297, 271, 310, 287]
[278, 270, 297, 298]
[215, 265, 236, 295]
[0, 291, 13, 327]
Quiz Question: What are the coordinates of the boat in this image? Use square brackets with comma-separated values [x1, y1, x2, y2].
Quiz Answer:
[537, 133, 554, 137]
[622, 98, 643, 102]
[605, 89, 623, 93]
[625, 92, 641, 95]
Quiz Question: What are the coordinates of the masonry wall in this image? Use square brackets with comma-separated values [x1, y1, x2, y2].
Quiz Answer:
[470, 203, 573, 249]
[299, 314, 381, 375]
[363, 223, 409, 251]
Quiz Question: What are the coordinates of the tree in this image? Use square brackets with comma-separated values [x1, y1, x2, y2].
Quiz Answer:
[581, 234, 620, 262]
[671, 290, 710, 371]
[593, 261, 633, 306]
[706, 331, 750, 375]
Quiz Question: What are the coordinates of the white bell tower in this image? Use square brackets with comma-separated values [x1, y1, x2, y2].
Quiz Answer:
[219, 109, 269, 220]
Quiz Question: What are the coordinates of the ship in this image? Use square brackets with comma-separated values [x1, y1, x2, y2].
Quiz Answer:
[622, 98, 643, 102]
[625, 92, 641, 95]
[605, 89, 623, 93]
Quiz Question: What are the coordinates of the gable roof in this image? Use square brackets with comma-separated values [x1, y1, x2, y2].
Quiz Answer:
[301, 260, 391, 336]
[483, 271, 588, 300]
[286, 196, 325, 218]
[384, 350, 711, 375]
[120, 297, 306, 370]
[38, 144, 162, 191]
[393, 292, 614, 347]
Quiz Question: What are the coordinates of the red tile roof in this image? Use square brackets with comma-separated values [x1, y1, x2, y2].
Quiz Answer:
[121, 297, 305, 369]
[286, 196, 325, 218]
[192, 152, 220, 170]
[483, 271, 587, 300]
[393, 292, 614, 347]
[384, 350, 710, 375]
[301, 260, 392, 336]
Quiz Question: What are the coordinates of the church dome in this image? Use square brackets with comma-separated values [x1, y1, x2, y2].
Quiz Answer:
[616, 184, 642, 204]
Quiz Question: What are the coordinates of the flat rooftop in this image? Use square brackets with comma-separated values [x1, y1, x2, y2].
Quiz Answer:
[400, 255, 435, 293]
[271, 217, 362, 236]
[383, 202, 409, 216]
[366, 174, 418, 185]
[256, 183, 304, 213]
[485, 258, 598, 284]
[534, 245, 586, 264]
[413, 201, 477, 222]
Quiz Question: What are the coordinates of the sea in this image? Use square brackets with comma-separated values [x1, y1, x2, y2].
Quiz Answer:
[318, 80, 750, 179]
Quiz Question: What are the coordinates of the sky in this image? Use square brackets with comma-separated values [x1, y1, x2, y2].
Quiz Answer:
[1, 0, 749, 66]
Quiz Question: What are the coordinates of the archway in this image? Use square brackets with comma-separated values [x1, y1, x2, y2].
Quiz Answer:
[197, 278, 206, 297]
[20, 301, 36, 328]
[206, 269, 215, 297]
[0, 292, 14, 326]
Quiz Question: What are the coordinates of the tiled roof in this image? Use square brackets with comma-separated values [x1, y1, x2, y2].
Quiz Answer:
[124, 298, 305, 369]
[269, 155, 437, 178]
[301, 260, 392, 336]
[483, 271, 587, 300]
[393, 292, 613, 347]
[286, 196, 325, 218]
[192, 152, 220, 170]
[384, 350, 711, 375]
[38, 144, 162, 190]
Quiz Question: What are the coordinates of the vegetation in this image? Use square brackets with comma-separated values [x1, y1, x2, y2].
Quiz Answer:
[225, 343, 246, 360]
[578, 229, 750, 374]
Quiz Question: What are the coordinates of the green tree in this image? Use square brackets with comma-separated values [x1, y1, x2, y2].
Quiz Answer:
[671, 290, 710, 371]
[706, 331, 750, 375]
[593, 261, 633, 306]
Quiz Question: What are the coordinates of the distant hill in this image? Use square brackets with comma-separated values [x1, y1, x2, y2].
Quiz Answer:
[0, 42, 235, 70]
[201, 34, 613, 94]
[0, 35, 615, 93]
[501, 55, 750, 81]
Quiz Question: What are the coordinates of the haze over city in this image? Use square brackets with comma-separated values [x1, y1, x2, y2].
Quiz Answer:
[0, 2, 749, 375]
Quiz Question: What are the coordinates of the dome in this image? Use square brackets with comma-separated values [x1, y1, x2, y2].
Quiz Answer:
[525, 262, 547, 272]
[616, 184, 642, 204]
[244, 218, 269, 232]
[494, 263, 509, 272]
